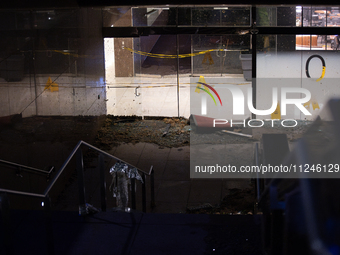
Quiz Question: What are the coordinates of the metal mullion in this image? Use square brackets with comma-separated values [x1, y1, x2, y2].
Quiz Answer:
[103, 26, 340, 37]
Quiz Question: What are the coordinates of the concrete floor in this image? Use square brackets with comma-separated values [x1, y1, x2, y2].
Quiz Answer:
[54, 142, 254, 214]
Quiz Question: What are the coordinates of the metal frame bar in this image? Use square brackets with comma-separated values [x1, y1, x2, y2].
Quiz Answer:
[99, 154, 106, 212]
[142, 173, 146, 213]
[76, 149, 87, 215]
[251, 5, 257, 119]
[131, 178, 136, 210]
[150, 166, 155, 208]
[0, 159, 53, 176]
[0, 140, 154, 201]
[103, 26, 340, 37]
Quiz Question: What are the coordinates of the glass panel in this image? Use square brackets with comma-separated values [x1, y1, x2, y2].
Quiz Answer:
[256, 6, 296, 27]
[258, 34, 296, 52]
[296, 6, 302, 26]
[257, 7, 277, 26]
[132, 7, 176, 26]
[0, 8, 105, 119]
[190, 7, 251, 26]
[256, 5, 340, 27]
[106, 35, 182, 117]
[106, 34, 249, 117]
[33, 10, 78, 29]
[134, 35, 177, 76]
[330, 35, 340, 50]
[327, 7, 340, 26]
[32, 10, 80, 75]
[257, 34, 340, 121]
[103, 7, 132, 27]
[0, 11, 30, 30]
[295, 35, 339, 50]
[192, 34, 250, 75]
[104, 6, 251, 27]
[303, 6, 340, 27]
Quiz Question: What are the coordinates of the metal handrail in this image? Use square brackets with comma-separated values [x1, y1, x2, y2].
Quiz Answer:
[0, 159, 54, 176]
[1, 140, 154, 254]
[0, 140, 153, 198]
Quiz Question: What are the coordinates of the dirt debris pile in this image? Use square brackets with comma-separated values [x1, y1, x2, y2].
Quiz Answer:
[187, 186, 256, 215]
[95, 116, 190, 149]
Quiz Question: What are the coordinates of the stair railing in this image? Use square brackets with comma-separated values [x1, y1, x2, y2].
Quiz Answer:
[0, 140, 155, 255]
[0, 158, 54, 179]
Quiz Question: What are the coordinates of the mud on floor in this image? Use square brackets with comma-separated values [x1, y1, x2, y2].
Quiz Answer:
[94, 116, 190, 149]
[94, 116, 313, 149]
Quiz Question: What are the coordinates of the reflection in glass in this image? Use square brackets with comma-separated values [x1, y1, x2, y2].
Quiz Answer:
[302, 6, 340, 27]
[104, 6, 251, 27]
[103, 7, 132, 27]
[256, 6, 296, 27]
[295, 35, 339, 50]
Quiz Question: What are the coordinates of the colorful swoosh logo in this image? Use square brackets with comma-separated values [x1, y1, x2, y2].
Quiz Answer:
[196, 82, 223, 106]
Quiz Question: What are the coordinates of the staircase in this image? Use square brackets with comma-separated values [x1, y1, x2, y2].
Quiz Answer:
[0, 140, 263, 255]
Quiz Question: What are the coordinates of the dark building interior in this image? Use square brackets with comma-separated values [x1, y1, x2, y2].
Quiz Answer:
[1, 0, 340, 254]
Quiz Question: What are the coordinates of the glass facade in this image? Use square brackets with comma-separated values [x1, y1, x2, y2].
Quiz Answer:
[0, 8, 106, 117]
[1, 5, 340, 119]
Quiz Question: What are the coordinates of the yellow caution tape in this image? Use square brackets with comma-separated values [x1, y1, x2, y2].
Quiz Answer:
[316, 66, 326, 82]
[271, 101, 281, 119]
[53, 50, 99, 59]
[123, 47, 227, 59]
[107, 81, 250, 89]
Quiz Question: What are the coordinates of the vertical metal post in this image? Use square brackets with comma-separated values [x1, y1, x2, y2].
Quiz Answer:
[43, 195, 55, 255]
[98, 154, 107, 212]
[130, 178, 136, 210]
[177, 34, 180, 118]
[29, 10, 39, 116]
[0, 193, 13, 255]
[76, 148, 87, 215]
[191, 35, 194, 77]
[220, 35, 223, 76]
[255, 143, 261, 202]
[251, 6, 257, 120]
[142, 173, 146, 213]
[150, 166, 155, 208]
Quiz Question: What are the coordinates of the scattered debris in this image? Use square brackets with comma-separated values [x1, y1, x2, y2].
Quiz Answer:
[162, 123, 171, 137]
[187, 184, 256, 215]
[95, 116, 190, 149]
